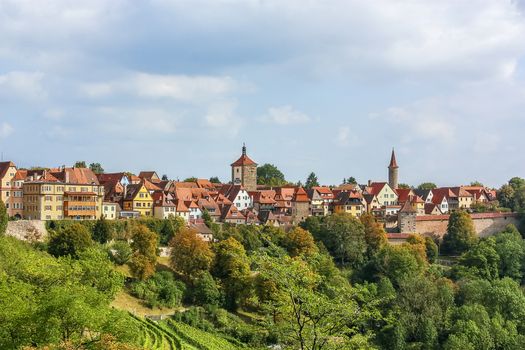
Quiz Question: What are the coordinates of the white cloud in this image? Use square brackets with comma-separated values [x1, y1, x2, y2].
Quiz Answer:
[261, 105, 311, 125]
[97, 107, 178, 134]
[335, 126, 359, 147]
[204, 101, 242, 136]
[0, 123, 14, 138]
[0, 71, 46, 100]
[81, 73, 236, 102]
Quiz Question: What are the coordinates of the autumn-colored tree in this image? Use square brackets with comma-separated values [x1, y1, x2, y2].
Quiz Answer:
[128, 225, 158, 280]
[170, 228, 214, 281]
[283, 227, 318, 257]
[212, 237, 252, 310]
[360, 213, 387, 258]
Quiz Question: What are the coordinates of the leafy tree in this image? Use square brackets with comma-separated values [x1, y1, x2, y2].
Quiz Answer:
[209, 176, 221, 184]
[130, 271, 185, 308]
[493, 225, 525, 281]
[417, 182, 437, 190]
[0, 199, 7, 235]
[161, 174, 168, 181]
[93, 216, 112, 244]
[397, 183, 411, 189]
[48, 223, 93, 258]
[374, 244, 427, 286]
[425, 236, 438, 263]
[442, 211, 477, 255]
[257, 163, 286, 186]
[454, 238, 500, 280]
[498, 184, 515, 210]
[190, 271, 222, 307]
[89, 162, 104, 174]
[159, 216, 184, 245]
[304, 172, 319, 189]
[109, 241, 133, 265]
[212, 237, 252, 310]
[201, 209, 212, 227]
[257, 255, 363, 350]
[317, 213, 367, 267]
[283, 227, 317, 257]
[74, 161, 87, 168]
[343, 176, 357, 185]
[170, 228, 214, 281]
[128, 225, 157, 280]
[76, 248, 124, 299]
[470, 181, 484, 187]
[360, 213, 387, 258]
[183, 177, 198, 182]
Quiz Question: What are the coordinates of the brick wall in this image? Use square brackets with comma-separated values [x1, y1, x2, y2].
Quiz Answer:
[415, 213, 520, 238]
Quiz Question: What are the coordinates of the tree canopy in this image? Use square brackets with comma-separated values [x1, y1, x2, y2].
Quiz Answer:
[442, 211, 478, 255]
[257, 163, 287, 186]
[417, 182, 437, 190]
[304, 172, 319, 189]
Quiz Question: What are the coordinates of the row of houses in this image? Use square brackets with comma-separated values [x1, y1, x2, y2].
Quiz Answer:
[0, 148, 498, 227]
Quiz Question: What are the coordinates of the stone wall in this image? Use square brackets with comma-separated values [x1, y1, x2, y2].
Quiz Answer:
[415, 213, 520, 238]
[6, 220, 48, 242]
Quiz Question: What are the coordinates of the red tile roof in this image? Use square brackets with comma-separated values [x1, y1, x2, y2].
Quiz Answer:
[389, 149, 398, 168]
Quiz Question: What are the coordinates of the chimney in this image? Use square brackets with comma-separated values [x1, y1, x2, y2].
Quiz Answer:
[368, 179, 372, 186]
[65, 169, 70, 184]
[123, 184, 128, 199]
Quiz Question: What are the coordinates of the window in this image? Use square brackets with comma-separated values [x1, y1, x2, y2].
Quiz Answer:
[45, 206, 52, 211]
[5, 203, 8, 209]
[45, 196, 52, 201]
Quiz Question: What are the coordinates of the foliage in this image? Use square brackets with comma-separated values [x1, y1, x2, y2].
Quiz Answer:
[304, 172, 319, 189]
[316, 213, 367, 267]
[212, 237, 252, 311]
[89, 162, 104, 174]
[360, 213, 387, 258]
[189, 271, 222, 307]
[0, 199, 7, 234]
[209, 176, 221, 184]
[442, 210, 477, 255]
[73, 161, 87, 168]
[170, 228, 214, 281]
[48, 223, 93, 258]
[93, 216, 112, 244]
[183, 177, 198, 182]
[397, 183, 411, 189]
[417, 182, 437, 190]
[425, 236, 439, 263]
[130, 271, 186, 308]
[283, 226, 317, 257]
[0, 236, 137, 349]
[109, 240, 133, 265]
[128, 225, 158, 280]
[343, 176, 357, 185]
[257, 163, 287, 186]
[373, 243, 427, 286]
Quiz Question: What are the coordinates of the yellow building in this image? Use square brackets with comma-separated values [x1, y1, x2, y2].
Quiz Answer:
[333, 191, 365, 217]
[0, 161, 17, 216]
[23, 168, 104, 220]
[122, 183, 153, 216]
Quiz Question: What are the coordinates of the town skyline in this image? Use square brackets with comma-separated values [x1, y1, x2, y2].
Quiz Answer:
[1, 1, 525, 187]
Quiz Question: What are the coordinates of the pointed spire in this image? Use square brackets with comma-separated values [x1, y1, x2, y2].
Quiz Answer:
[242, 142, 246, 156]
[389, 148, 398, 168]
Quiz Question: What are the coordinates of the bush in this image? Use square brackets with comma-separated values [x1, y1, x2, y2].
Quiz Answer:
[48, 223, 93, 258]
[190, 271, 222, 307]
[130, 271, 186, 308]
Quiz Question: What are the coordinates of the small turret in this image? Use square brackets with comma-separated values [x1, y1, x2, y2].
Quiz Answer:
[388, 148, 399, 190]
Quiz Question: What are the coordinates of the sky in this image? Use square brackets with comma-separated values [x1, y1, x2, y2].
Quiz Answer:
[1, 0, 525, 187]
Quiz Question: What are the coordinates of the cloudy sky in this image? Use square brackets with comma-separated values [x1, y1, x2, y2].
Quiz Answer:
[1, 0, 525, 187]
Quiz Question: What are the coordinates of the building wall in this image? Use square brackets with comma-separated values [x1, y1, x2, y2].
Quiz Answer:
[415, 213, 520, 238]
[1, 165, 17, 216]
[292, 201, 310, 223]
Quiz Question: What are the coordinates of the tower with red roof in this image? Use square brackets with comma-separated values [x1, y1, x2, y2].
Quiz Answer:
[231, 143, 258, 191]
[388, 148, 399, 190]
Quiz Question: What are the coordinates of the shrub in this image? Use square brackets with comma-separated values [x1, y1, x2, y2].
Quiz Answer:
[109, 240, 133, 265]
[131, 271, 186, 308]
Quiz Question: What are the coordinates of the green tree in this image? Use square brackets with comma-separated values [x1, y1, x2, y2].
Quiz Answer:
[89, 162, 104, 174]
[170, 228, 214, 281]
[161, 174, 169, 181]
[93, 216, 112, 244]
[257, 163, 286, 186]
[397, 183, 411, 189]
[190, 271, 222, 306]
[74, 161, 87, 168]
[48, 223, 93, 258]
[343, 176, 357, 185]
[109, 241, 133, 265]
[374, 244, 427, 286]
[212, 237, 252, 310]
[209, 176, 221, 184]
[77, 248, 124, 299]
[442, 211, 477, 255]
[417, 182, 437, 190]
[0, 199, 7, 235]
[425, 236, 438, 263]
[317, 213, 367, 267]
[470, 181, 484, 187]
[304, 172, 319, 189]
[454, 238, 500, 280]
[201, 209, 212, 227]
[493, 225, 525, 281]
[183, 177, 198, 182]
[283, 227, 317, 258]
[498, 184, 515, 210]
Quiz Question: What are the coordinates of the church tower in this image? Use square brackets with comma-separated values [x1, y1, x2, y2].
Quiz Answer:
[231, 143, 258, 191]
[388, 148, 399, 190]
